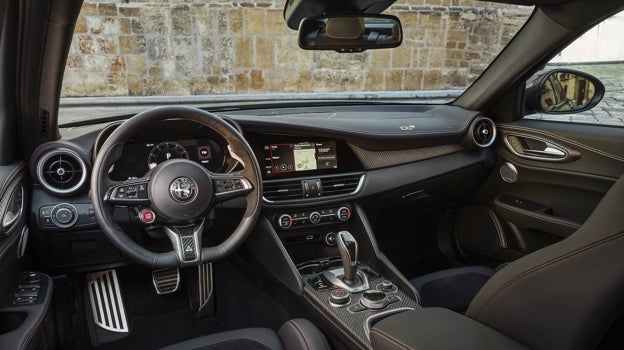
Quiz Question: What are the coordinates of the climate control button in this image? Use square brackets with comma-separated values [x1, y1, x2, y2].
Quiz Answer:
[309, 211, 321, 224]
[277, 214, 293, 229]
[337, 207, 351, 221]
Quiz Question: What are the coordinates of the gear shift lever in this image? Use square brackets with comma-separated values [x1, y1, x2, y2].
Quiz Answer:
[336, 231, 359, 286]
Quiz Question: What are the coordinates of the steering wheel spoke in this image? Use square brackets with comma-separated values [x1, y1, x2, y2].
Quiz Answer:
[162, 219, 204, 265]
[104, 178, 151, 206]
[212, 173, 253, 203]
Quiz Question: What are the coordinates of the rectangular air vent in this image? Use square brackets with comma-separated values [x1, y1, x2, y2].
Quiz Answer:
[321, 174, 363, 195]
[264, 179, 304, 201]
[263, 173, 364, 202]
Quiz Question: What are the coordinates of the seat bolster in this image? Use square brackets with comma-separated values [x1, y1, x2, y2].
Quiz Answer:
[159, 328, 284, 350]
[278, 318, 330, 350]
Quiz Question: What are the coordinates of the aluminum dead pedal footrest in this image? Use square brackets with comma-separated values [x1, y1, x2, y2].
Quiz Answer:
[196, 263, 215, 319]
[152, 268, 180, 294]
[86, 270, 129, 333]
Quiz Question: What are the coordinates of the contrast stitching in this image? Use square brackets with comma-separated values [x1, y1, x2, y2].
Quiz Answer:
[495, 200, 580, 229]
[499, 125, 624, 163]
[473, 231, 624, 317]
[369, 329, 411, 350]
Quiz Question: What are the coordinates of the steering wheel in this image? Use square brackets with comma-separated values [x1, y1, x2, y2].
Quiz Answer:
[91, 107, 262, 268]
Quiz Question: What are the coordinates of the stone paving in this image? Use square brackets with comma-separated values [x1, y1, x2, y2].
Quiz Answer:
[527, 63, 624, 126]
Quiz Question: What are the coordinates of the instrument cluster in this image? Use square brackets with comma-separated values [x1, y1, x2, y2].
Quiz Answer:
[111, 138, 232, 180]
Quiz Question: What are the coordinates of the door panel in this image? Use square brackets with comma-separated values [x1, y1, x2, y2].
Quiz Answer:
[0, 162, 27, 301]
[455, 119, 624, 263]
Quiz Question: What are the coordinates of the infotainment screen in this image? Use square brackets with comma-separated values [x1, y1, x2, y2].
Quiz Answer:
[264, 141, 338, 176]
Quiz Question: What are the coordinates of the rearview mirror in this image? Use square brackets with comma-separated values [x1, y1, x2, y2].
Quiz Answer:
[525, 69, 605, 114]
[298, 15, 402, 52]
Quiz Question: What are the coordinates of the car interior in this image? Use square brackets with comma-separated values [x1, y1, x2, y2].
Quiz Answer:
[0, 0, 623, 349]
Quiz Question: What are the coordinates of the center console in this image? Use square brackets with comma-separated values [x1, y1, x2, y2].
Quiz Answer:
[244, 134, 422, 349]
[250, 201, 421, 349]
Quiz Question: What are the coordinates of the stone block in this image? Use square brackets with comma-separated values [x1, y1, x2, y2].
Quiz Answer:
[371, 50, 390, 67]
[255, 37, 274, 68]
[84, 55, 109, 71]
[244, 9, 264, 34]
[126, 55, 147, 73]
[110, 56, 125, 72]
[98, 3, 118, 16]
[119, 36, 137, 54]
[235, 37, 253, 68]
[250, 70, 264, 90]
[298, 71, 311, 92]
[66, 55, 83, 69]
[147, 37, 168, 60]
[419, 12, 442, 29]
[75, 17, 87, 33]
[365, 70, 384, 91]
[190, 77, 209, 95]
[172, 5, 192, 36]
[127, 74, 143, 96]
[107, 70, 127, 96]
[236, 72, 250, 92]
[120, 18, 131, 34]
[62, 71, 107, 97]
[97, 36, 118, 54]
[81, 3, 97, 16]
[385, 70, 403, 90]
[120, 6, 141, 17]
[164, 79, 190, 95]
[424, 70, 442, 89]
[404, 69, 424, 90]
[392, 48, 412, 68]
[267, 10, 287, 35]
[230, 9, 243, 34]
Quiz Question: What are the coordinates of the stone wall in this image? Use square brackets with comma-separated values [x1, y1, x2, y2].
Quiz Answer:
[61, 0, 532, 97]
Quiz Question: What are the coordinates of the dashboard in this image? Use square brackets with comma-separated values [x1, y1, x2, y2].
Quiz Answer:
[26, 103, 496, 271]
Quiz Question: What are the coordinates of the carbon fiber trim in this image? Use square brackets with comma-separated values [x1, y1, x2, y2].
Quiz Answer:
[349, 143, 464, 169]
[301, 262, 420, 349]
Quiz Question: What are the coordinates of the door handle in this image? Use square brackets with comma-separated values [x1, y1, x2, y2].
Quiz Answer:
[504, 134, 572, 162]
[523, 145, 566, 159]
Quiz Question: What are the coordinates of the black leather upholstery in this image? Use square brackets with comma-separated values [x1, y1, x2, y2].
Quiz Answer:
[370, 308, 527, 350]
[160, 319, 329, 350]
[403, 175, 624, 349]
[465, 175, 624, 350]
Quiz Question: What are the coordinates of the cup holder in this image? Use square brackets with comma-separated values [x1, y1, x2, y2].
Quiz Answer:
[0, 312, 27, 335]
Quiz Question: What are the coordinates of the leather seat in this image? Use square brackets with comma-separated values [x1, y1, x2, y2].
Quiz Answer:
[160, 319, 330, 350]
[410, 175, 624, 349]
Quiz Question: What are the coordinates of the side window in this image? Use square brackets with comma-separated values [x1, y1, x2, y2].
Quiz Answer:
[524, 11, 624, 127]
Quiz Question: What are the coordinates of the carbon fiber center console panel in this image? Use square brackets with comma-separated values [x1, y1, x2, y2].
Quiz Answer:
[299, 258, 420, 349]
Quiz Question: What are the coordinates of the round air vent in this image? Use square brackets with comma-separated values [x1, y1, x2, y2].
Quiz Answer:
[36, 148, 87, 195]
[470, 117, 497, 148]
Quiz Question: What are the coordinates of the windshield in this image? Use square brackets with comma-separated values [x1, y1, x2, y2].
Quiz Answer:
[59, 1, 533, 124]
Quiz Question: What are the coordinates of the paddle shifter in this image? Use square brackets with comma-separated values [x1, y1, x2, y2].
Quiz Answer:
[337, 231, 359, 286]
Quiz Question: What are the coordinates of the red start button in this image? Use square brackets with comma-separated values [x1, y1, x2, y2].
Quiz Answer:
[139, 209, 156, 224]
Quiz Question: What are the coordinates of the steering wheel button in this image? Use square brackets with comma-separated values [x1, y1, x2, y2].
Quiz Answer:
[139, 209, 156, 224]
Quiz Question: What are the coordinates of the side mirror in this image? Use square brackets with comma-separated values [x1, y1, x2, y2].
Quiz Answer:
[525, 69, 605, 114]
[298, 14, 402, 53]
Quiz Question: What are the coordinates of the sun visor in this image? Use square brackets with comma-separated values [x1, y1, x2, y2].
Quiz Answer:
[284, 0, 395, 30]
